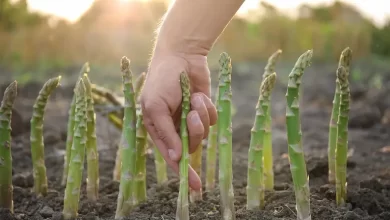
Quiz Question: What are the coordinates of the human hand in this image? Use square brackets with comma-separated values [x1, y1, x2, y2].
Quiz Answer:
[140, 52, 217, 191]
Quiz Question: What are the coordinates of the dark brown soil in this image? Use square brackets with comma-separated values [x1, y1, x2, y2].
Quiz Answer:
[1, 62, 390, 220]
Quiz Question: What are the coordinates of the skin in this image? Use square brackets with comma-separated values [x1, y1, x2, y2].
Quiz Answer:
[140, 0, 245, 191]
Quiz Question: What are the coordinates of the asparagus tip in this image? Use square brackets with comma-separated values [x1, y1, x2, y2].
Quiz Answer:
[180, 72, 190, 89]
[1, 81, 18, 106]
[82, 62, 90, 74]
[121, 56, 130, 72]
[336, 66, 348, 84]
[260, 72, 277, 96]
[76, 78, 86, 96]
[338, 47, 352, 74]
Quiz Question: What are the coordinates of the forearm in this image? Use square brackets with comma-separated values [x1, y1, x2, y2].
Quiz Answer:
[154, 0, 245, 56]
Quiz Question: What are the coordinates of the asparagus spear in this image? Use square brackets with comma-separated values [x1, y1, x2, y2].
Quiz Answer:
[206, 115, 218, 191]
[335, 66, 350, 206]
[113, 72, 146, 182]
[115, 56, 137, 219]
[262, 49, 281, 191]
[328, 48, 352, 183]
[82, 74, 100, 201]
[0, 81, 17, 213]
[285, 50, 313, 220]
[153, 145, 167, 184]
[176, 72, 190, 220]
[190, 143, 203, 202]
[62, 78, 87, 220]
[246, 72, 276, 210]
[134, 97, 147, 203]
[217, 52, 236, 220]
[62, 63, 90, 186]
[30, 76, 61, 197]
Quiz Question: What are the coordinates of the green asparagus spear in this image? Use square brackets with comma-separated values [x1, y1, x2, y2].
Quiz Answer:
[0, 81, 17, 213]
[328, 48, 352, 183]
[82, 74, 100, 201]
[30, 76, 61, 197]
[263, 49, 282, 191]
[62, 78, 88, 220]
[113, 71, 146, 182]
[115, 56, 137, 219]
[246, 72, 276, 210]
[134, 99, 147, 203]
[206, 114, 218, 191]
[175, 72, 190, 220]
[62, 63, 90, 186]
[153, 145, 167, 184]
[285, 50, 313, 220]
[190, 143, 203, 202]
[335, 66, 350, 206]
[218, 52, 236, 220]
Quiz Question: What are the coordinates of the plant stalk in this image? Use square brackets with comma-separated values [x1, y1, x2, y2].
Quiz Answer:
[285, 50, 313, 220]
[115, 57, 137, 219]
[62, 78, 87, 220]
[153, 145, 167, 184]
[262, 49, 282, 191]
[217, 52, 236, 220]
[0, 81, 17, 213]
[246, 73, 276, 210]
[335, 66, 350, 206]
[190, 143, 203, 202]
[30, 76, 61, 197]
[175, 72, 190, 220]
[83, 74, 100, 201]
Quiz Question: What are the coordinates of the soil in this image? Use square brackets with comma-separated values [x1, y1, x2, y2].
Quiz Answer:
[0, 62, 390, 220]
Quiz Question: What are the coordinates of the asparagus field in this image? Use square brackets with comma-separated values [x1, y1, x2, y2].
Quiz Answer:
[0, 49, 390, 220]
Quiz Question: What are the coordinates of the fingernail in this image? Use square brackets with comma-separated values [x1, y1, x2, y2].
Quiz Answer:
[192, 95, 202, 108]
[168, 149, 177, 160]
[191, 112, 201, 125]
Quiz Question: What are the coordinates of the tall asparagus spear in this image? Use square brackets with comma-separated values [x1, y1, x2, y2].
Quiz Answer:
[246, 72, 276, 210]
[30, 76, 61, 197]
[113, 72, 146, 182]
[82, 74, 99, 201]
[285, 50, 313, 220]
[328, 47, 352, 183]
[190, 143, 203, 202]
[206, 71, 220, 192]
[262, 49, 281, 191]
[62, 78, 87, 220]
[0, 81, 17, 213]
[218, 52, 236, 220]
[62, 63, 90, 186]
[115, 57, 137, 219]
[335, 66, 350, 206]
[134, 93, 147, 203]
[176, 72, 191, 220]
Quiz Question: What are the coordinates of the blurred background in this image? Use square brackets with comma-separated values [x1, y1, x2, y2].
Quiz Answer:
[0, 0, 389, 90]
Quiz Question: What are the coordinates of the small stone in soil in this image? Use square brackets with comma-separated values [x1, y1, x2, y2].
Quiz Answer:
[39, 206, 54, 218]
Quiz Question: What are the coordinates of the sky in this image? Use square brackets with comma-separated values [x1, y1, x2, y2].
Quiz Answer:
[26, 0, 390, 26]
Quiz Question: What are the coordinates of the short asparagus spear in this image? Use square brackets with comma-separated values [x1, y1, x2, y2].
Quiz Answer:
[190, 143, 203, 202]
[62, 63, 90, 186]
[82, 74, 100, 201]
[62, 78, 88, 220]
[30, 76, 61, 197]
[175, 72, 190, 220]
[153, 146, 167, 184]
[113, 71, 146, 182]
[134, 97, 147, 203]
[246, 72, 276, 210]
[335, 66, 350, 206]
[285, 50, 313, 220]
[115, 57, 137, 219]
[328, 48, 352, 183]
[0, 81, 17, 213]
[206, 115, 218, 191]
[262, 49, 281, 191]
[218, 52, 236, 220]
